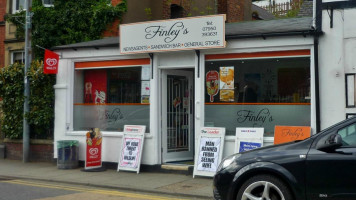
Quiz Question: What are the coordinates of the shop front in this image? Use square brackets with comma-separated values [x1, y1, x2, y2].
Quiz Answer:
[53, 16, 316, 167]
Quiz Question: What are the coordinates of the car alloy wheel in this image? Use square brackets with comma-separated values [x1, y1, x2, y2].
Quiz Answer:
[236, 175, 293, 200]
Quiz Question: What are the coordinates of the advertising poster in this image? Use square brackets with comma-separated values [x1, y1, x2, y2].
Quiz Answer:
[206, 70, 219, 102]
[197, 137, 221, 172]
[141, 81, 150, 96]
[84, 70, 107, 104]
[220, 89, 234, 102]
[85, 128, 103, 169]
[235, 128, 264, 153]
[274, 126, 311, 145]
[220, 67, 234, 89]
[118, 125, 146, 173]
[193, 127, 225, 178]
[119, 137, 142, 169]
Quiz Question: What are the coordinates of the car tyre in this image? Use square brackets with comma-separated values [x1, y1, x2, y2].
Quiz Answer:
[236, 174, 293, 200]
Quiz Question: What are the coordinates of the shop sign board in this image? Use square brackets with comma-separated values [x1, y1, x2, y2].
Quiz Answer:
[85, 128, 103, 170]
[274, 126, 311, 144]
[193, 127, 225, 178]
[118, 125, 146, 173]
[120, 14, 226, 54]
[235, 128, 264, 153]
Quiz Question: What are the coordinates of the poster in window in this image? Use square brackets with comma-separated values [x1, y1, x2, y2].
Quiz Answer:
[141, 96, 150, 104]
[84, 70, 107, 104]
[220, 67, 234, 89]
[220, 89, 234, 102]
[141, 65, 150, 80]
[206, 70, 219, 102]
[141, 81, 150, 96]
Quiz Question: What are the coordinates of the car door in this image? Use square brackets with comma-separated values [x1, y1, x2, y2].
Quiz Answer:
[306, 122, 356, 199]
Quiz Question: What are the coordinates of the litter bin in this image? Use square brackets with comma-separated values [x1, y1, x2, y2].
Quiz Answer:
[0, 145, 5, 159]
[57, 140, 79, 169]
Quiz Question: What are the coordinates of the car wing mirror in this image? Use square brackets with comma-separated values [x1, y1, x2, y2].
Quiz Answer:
[317, 134, 342, 152]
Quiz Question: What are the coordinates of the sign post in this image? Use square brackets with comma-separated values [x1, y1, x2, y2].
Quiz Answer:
[235, 128, 264, 153]
[118, 125, 146, 174]
[193, 127, 225, 178]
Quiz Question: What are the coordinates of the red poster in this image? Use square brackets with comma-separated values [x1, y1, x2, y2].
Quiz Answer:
[85, 128, 103, 169]
[44, 49, 59, 74]
[84, 70, 107, 103]
[206, 70, 219, 102]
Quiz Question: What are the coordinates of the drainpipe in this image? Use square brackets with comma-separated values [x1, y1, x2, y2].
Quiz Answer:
[314, 0, 322, 133]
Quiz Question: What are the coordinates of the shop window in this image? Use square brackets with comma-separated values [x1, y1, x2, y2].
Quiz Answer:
[204, 55, 311, 136]
[11, 51, 25, 64]
[73, 65, 150, 132]
[12, 0, 25, 13]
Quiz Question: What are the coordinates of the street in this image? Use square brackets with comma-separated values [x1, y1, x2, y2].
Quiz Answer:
[0, 179, 208, 200]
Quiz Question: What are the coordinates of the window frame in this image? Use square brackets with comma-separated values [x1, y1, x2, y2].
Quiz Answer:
[10, 50, 25, 64]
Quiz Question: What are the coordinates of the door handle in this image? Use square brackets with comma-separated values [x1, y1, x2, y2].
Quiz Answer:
[195, 101, 200, 120]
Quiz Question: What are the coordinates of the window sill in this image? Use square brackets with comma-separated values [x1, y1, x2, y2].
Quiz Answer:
[66, 131, 153, 139]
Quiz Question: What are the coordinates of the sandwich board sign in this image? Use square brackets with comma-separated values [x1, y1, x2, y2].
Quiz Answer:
[235, 128, 264, 153]
[85, 128, 103, 170]
[193, 127, 225, 178]
[274, 126, 311, 145]
[117, 125, 146, 174]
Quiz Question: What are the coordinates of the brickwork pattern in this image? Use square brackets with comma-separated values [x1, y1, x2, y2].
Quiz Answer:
[5, 143, 54, 162]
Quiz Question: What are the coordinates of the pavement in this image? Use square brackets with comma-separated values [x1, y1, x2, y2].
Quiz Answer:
[0, 159, 214, 199]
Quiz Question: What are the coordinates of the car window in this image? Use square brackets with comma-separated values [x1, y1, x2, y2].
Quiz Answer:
[338, 123, 356, 146]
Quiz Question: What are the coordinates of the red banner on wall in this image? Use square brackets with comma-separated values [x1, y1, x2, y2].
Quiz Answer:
[85, 128, 103, 169]
[44, 49, 59, 74]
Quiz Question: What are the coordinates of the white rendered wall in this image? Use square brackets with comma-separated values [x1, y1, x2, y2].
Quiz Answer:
[319, 8, 356, 130]
[54, 35, 314, 165]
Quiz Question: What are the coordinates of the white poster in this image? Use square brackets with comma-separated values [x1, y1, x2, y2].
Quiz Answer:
[197, 137, 221, 172]
[141, 65, 150, 80]
[235, 128, 264, 153]
[193, 127, 225, 178]
[141, 81, 150, 96]
[119, 137, 142, 168]
[118, 125, 146, 173]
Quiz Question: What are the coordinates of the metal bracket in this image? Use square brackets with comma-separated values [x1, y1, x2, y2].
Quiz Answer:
[195, 50, 200, 78]
[149, 53, 154, 79]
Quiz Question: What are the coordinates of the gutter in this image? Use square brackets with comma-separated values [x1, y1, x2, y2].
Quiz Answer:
[226, 30, 319, 40]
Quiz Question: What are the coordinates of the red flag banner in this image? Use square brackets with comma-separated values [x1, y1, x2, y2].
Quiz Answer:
[44, 49, 59, 74]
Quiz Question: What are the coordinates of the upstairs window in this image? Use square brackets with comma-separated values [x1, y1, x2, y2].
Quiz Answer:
[171, 4, 183, 19]
[12, 0, 25, 13]
[42, 0, 54, 7]
[11, 51, 25, 64]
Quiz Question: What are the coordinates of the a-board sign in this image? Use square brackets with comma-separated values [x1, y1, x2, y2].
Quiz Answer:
[85, 128, 103, 170]
[117, 125, 146, 174]
[235, 128, 264, 153]
[193, 127, 225, 178]
[274, 126, 311, 145]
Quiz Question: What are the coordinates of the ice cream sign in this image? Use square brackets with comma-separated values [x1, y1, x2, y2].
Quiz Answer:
[120, 14, 226, 54]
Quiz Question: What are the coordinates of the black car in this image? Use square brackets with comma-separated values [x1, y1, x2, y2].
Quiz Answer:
[213, 117, 356, 200]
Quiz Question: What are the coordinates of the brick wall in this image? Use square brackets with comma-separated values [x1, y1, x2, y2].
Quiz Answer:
[4, 141, 54, 162]
[224, 0, 252, 22]
[102, 0, 123, 37]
